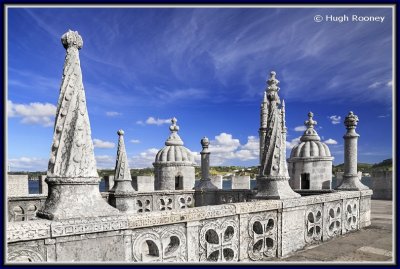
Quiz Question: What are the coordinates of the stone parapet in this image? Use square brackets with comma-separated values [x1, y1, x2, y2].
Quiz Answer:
[8, 175, 29, 197]
[7, 190, 371, 262]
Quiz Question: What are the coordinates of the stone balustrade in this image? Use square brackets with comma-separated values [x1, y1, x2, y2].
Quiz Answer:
[6, 190, 372, 262]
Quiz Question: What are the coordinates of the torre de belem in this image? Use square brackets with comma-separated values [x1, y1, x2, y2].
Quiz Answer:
[6, 30, 372, 263]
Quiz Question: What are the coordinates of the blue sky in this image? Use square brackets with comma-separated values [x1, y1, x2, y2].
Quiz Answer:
[7, 6, 393, 171]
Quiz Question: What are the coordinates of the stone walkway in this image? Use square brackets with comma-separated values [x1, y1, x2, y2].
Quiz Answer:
[277, 199, 394, 264]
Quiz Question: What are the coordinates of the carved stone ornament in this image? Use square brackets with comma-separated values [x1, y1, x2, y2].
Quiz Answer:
[199, 217, 239, 262]
[131, 224, 187, 262]
[247, 213, 278, 260]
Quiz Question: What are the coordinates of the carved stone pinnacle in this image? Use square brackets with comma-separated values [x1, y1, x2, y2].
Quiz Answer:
[61, 30, 83, 50]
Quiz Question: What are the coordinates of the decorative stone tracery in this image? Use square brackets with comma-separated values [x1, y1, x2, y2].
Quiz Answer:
[324, 202, 342, 240]
[305, 205, 323, 243]
[131, 224, 187, 262]
[343, 199, 359, 233]
[247, 213, 277, 260]
[199, 217, 239, 262]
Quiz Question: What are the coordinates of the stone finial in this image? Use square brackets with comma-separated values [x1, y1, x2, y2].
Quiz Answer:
[165, 117, 184, 146]
[301, 111, 320, 142]
[117, 129, 124, 136]
[201, 137, 209, 148]
[169, 117, 180, 132]
[266, 71, 281, 103]
[305, 112, 317, 129]
[201, 137, 210, 154]
[61, 30, 83, 50]
[344, 111, 359, 129]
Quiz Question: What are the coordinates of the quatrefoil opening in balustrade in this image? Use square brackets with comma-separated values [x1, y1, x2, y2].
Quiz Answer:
[136, 199, 151, 213]
[179, 196, 192, 209]
[306, 210, 322, 242]
[251, 219, 275, 258]
[160, 198, 173, 211]
[328, 207, 341, 233]
[347, 204, 357, 225]
[205, 226, 235, 262]
[140, 236, 181, 262]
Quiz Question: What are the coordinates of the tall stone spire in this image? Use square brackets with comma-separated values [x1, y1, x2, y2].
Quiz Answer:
[37, 30, 119, 219]
[336, 111, 369, 190]
[111, 130, 135, 192]
[109, 130, 135, 212]
[255, 71, 300, 199]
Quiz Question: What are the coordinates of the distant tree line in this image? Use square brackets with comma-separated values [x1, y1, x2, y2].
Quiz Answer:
[8, 158, 392, 178]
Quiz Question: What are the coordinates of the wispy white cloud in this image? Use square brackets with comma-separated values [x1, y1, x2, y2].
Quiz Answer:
[8, 156, 48, 172]
[130, 139, 140, 144]
[286, 136, 301, 150]
[378, 114, 390, 118]
[294, 126, 306, 132]
[324, 138, 338, 145]
[130, 148, 159, 168]
[7, 100, 56, 127]
[368, 80, 393, 89]
[106, 111, 122, 117]
[329, 115, 341, 125]
[95, 155, 115, 169]
[93, 139, 115, 149]
[137, 117, 171, 126]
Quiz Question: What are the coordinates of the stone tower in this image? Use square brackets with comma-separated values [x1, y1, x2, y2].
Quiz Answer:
[287, 112, 334, 190]
[255, 71, 300, 199]
[153, 118, 196, 190]
[37, 30, 119, 219]
[336, 111, 369, 190]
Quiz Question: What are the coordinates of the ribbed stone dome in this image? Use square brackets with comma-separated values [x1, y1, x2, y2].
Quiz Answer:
[290, 140, 331, 158]
[290, 112, 332, 158]
[154, 117, 195, 164]
[155, 145, 195, 163]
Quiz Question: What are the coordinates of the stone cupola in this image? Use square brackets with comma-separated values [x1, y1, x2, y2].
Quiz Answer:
[288, 112, 334, 190]
[153, 118, 196, 190]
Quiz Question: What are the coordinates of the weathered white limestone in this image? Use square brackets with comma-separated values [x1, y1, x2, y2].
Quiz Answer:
[37, 30, 119, 220]
[336, 112, 369, 191]
[132, 176, 155, 192]
[255, 72, 300, 199]
[154, 118, 196, 190]
[109, 130, 136, 213]
[231, 175, 251, 189]
[371, 171, 392, 200]
[7, 175, 29, 197]
[194, 137, 218, 190]
[7, 190, 371, 262]
[103, 175, 115, 191]
[210, 175, 223, 189]
[288, 112, 333, 190]
[39, 175, 48, 196]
